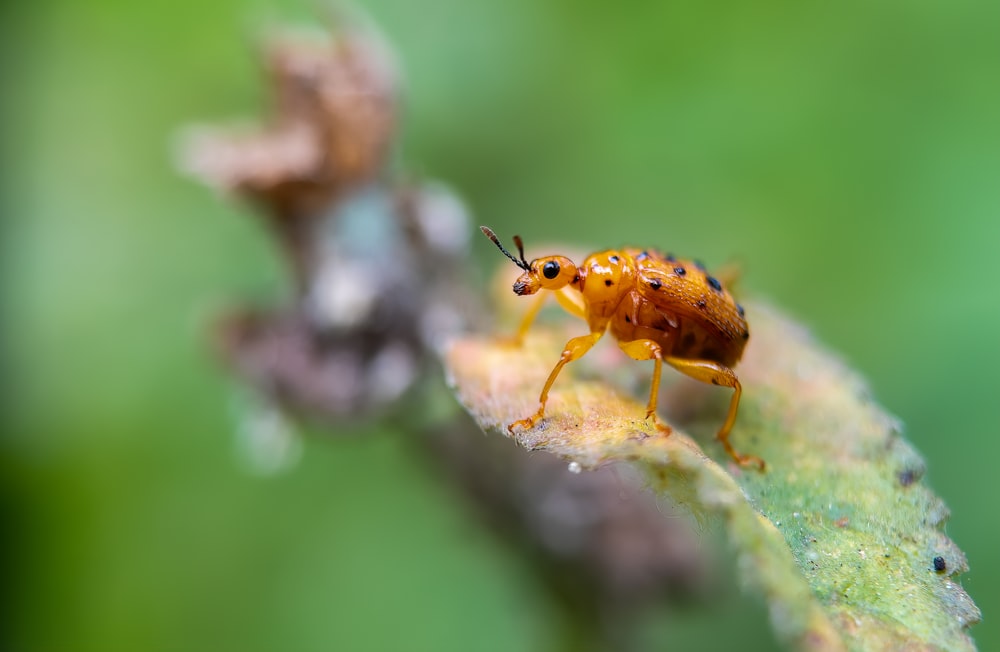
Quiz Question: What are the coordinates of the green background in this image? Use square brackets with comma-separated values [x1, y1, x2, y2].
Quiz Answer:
[2, 0, 997, 649]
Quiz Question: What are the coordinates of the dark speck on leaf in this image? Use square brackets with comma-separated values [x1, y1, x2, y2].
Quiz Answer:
[933, 556, 946, 572]
[898, 469, 920, 487]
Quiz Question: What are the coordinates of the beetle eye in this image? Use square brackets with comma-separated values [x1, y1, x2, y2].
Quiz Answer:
[542, 260, 560, 279]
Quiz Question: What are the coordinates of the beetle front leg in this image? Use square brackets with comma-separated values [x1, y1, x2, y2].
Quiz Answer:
[503, 292, 547, 346]
[504, 289, 587, 346]
[509, 331, 603, 433]
[553, 287, 587, 321]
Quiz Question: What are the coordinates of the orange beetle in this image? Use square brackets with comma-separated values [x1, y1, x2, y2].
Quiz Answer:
[481, 226, 764, 470]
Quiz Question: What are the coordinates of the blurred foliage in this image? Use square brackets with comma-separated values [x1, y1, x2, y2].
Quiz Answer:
[1, 0, 998, 650]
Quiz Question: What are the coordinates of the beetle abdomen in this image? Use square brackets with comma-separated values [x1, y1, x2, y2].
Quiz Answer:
[633, 256, 748, 346]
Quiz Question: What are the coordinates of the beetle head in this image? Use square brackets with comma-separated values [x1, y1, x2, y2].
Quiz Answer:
[480, 226, 577, 296]
[515, 256, 577, 295]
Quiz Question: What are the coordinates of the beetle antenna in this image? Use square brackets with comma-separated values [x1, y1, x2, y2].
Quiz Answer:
[480, 226, 530, 271]
[511, 235, 531, 269]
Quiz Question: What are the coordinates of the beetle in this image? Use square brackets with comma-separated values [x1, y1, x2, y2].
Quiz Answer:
[481, 226, 764, 470]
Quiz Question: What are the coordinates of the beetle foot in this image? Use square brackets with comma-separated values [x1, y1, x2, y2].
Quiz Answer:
[508, 412, 542, 433]
[733, 453, 766, 472]
[646, 412, 673, 436]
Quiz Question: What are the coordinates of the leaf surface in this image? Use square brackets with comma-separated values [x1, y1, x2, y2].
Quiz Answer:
[444, 303, 979, 651]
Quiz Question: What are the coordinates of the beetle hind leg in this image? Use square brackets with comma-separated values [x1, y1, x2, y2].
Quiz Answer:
[663, 357, 765, 471]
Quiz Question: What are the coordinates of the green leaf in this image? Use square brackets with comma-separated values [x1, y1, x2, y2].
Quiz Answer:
[444, 302, 979, 651]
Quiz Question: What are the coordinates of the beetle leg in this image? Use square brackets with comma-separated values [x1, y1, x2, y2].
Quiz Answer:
[506, 292, 548, 345]
[713, 261, 742, 289]
[617, 339, 671, 434]
[506, 289, 586, 346]
[554, 287, 587, 321]
[663, 357, 765, 471]
[509, 331, 603, 433]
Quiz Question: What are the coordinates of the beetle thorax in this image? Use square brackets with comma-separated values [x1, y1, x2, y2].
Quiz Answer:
[579, 250, 635, 321]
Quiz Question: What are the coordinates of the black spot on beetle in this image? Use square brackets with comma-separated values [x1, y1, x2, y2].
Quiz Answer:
[706, 275, 723, 292]
[649, 279, 662, 290]
[605, 279, 613, 287]
[737, 303, 745, 317]
[696, 299, 707, 310]
[933, 556, 946, 572]
[625, 315, 632, 323]
[674, 267, 686, 276]
[637, 251, 649, 260]
[609, 255, 619, 263]
[572, 274, 580, 283]
[742, 330, 750, 340]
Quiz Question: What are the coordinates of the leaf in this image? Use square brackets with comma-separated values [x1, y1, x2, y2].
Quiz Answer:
[443, 302, 980, 651]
